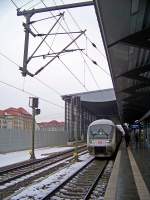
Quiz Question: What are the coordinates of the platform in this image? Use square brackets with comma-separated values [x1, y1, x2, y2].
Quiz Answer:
[104, 139, 150, 200]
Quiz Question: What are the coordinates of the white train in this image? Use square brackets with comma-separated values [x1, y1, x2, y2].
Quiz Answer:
[87, 119, 122, 157]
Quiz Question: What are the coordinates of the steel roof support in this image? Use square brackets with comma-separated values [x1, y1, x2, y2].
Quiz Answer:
[108, 27, 150, 49]
[122, 91, 150, 102]
[119, 82, 150, 94]
[117, 64, 150, 78]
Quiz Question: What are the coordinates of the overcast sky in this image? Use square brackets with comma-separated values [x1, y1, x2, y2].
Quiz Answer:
[0, 0, 113, 122]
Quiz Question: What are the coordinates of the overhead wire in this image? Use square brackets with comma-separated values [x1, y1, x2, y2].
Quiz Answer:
[9, 1, 64, 97]
[51, 0, 101, 89]
[48, 17, 63, 51]
[0, 50, 63, 105]
[34, 77, 61, 96]
[83, 36, 87, 87]
[31, 23, 88, 91]
[8, 0, 111, 108]
[11, 0, 88, 91]
[39, 0, 90, 90]
[31, 24, 53, 50]
[86, 37, 106, 59]
[60, 0, 107, 59]
[28, 5, 88, 91]
[62, 15, 101, 89]
[60, 0, 108, 61]
[0, 51, 21, 68]
[10, 0, 18, 9]
[28, 0, 44, 10]
[14, 0, 107, 61]
[84, 35, 100, 88]
[8, 0, 112, 117]
[11, 0, 54, 53]
[30, 15, 61, 24]
[27, 13, 64, 64]
[11, 0, 101, 91]
[19, 0, 35, 9]
[54, 0, 106, 79]
[0, 79, 64, 108]
[12, 0, 108, 82]
[6, 1, 65, 112]
[12, 0, 43, 10]
[82, 52, 110, 76]
[0, 49, 62, 95]
[59, 0, 110, 84]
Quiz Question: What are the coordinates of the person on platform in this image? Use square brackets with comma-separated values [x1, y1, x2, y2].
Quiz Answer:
[124, 124, 130, 147]
[134, 128, 139, 147]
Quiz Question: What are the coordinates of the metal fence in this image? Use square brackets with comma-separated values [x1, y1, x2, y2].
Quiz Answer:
[0, 128, 67, 153]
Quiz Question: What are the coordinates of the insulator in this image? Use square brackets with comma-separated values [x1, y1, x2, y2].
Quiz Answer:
[92, 60, 98, 65]
[92, 42, 97, 48]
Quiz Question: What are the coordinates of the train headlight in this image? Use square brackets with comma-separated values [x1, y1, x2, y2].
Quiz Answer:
[106, 140, 111, 143]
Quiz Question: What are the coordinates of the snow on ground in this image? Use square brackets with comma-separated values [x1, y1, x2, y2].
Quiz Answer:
[0, 146, 73, 168]
[10, 154, 93, 200]
[0, 154, 72, 190]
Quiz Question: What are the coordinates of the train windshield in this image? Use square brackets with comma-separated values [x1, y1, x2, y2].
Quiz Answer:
[89, 124, 113, 139]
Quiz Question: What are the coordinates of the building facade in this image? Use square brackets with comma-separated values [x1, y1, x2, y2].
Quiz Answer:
[62, 89, 119, 143]
[38, 120, 64, 132]
[63, 95, 96, 142]
[0, 107, 32, 130]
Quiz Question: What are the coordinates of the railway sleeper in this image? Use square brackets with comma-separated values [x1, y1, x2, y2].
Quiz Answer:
[76, 178, 96, 182]
[78, 174, 99, 178]
[59, 189, 85, 196]
[90, 195, 104, 200]
[66, 182, 91, 187]
[54, 192, 84, 199]
[80, 176, 97, 179]
[79, 174, 98, 178]
[92, 190, 104, 196]
[71, 180, 93, 184]
[62, 186, 85, 192]
[70, 181, 92, 186]
[90, 194, 102, 199]
[77, 171, 96, 175]
[94, 186, 105, 191]
[76, 174, 97, 178]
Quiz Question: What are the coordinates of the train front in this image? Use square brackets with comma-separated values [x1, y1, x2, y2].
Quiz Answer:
[87, 120, 114, 157]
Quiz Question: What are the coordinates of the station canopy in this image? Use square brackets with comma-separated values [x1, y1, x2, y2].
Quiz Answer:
[94, 0, 150, 123]
[62, 88, 120, 123]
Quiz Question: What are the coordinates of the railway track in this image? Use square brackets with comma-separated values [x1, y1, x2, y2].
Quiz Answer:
[84, 160, 113, 200]
[42, 159, 109, 200]
[0, 145, 86, 175]
[0, 146, 87, 199]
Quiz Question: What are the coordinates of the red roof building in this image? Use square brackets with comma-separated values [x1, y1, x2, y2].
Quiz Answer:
[38, 120, 64, 132]
[2, 107, 32, 117]
[0, 107, 32, 130]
